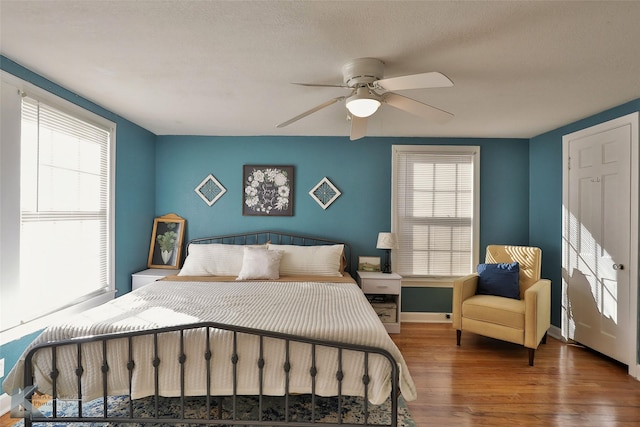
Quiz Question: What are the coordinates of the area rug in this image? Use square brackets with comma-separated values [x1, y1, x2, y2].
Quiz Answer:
[15, 394, 416, 426]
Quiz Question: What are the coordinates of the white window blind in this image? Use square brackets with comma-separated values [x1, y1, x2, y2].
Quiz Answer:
[392, 145, 479, 277]
[19, 96, 112, 318]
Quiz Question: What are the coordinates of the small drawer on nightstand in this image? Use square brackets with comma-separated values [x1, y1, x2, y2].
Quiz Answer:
[361, 278, 401, 294]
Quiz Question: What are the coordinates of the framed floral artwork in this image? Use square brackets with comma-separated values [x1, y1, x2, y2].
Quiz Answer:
[147, 213, 186, 269]
[243, 165, 294, 216]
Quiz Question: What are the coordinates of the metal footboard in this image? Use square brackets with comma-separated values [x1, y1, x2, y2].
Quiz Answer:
[21, 321, 399, 426]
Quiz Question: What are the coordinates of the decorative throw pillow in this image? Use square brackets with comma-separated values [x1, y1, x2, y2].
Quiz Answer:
[476, 262, 520, 300]
[236, 247, 283, 280]
[267, 244, 344, 276]
[178, 243, 267, 276]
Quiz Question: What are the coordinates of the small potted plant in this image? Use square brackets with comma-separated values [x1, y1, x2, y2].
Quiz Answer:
[156, 223, 178, 264]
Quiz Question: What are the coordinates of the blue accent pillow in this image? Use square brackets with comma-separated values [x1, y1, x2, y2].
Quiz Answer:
[476, 262, 520, 300]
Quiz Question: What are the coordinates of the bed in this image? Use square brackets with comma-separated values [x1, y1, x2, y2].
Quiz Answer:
[4, 231, 416, 426]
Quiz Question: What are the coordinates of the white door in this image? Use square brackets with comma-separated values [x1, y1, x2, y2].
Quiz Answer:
[562, 113, 638, 369]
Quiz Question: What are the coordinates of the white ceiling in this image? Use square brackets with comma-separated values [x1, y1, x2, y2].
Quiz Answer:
[2, 1, 639, 139]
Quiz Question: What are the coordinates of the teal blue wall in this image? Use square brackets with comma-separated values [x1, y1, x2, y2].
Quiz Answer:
[0, 56, 156, 391]
[530, 98, 640, 362]
[0, 331, 42, 393]
[155, 135, 531, 312]
[403, 287, 453, 313]
[114, 119, 158, 293]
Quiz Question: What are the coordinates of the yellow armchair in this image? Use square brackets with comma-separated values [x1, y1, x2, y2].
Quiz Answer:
[452, 245, 551, 366]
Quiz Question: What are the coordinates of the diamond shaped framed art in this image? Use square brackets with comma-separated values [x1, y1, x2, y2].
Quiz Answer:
[309, 177, 341, 210]
[195, 174, 226, 206]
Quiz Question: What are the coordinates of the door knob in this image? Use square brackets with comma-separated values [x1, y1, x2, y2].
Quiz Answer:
[613, 264, 624, 270]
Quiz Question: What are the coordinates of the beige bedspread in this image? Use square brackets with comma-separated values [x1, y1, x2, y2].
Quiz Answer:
[3, 278, 416, 405]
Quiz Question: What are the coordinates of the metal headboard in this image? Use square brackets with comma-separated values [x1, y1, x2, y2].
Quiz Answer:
[187, 230, 353, 273]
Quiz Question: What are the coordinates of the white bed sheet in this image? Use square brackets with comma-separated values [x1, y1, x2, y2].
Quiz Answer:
[4, 279, 416, 405]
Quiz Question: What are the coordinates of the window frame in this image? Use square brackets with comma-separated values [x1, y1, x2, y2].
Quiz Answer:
[391, 145, 480, 286]
[0, 71, 116, 340]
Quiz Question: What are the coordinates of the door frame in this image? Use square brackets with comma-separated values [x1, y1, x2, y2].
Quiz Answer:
[562, 112, 639, 379]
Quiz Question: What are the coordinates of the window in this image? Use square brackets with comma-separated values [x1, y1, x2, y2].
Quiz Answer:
[0, 73, 115, 334]
[392, 145, 479, 279]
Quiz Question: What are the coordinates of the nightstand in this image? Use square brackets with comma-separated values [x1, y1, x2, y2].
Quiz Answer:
[131, 268, 180, 291]
[357, 271, 402, 334]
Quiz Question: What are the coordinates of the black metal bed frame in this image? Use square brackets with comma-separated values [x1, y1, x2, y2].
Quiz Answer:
[22, 322, 399, 426]
[18, 231, 401, 426]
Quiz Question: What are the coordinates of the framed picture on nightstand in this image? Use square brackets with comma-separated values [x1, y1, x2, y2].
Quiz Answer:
[358, 256, 381, 272]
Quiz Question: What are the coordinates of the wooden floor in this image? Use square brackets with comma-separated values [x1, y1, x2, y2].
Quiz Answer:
[392, 323, 640, 426]
[2, 322, 639, 426]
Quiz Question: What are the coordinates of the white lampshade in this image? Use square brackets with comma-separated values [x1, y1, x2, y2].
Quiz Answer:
[376, 232, 398, 250]
[346, 87, 381, 118]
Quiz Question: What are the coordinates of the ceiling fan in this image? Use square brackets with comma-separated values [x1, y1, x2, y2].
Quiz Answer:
[276, 58, 454, 140]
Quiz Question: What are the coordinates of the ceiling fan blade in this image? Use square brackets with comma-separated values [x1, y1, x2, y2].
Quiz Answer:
[382, 92, 453, 123]
[276, 97, 345, 128]
[375, 71, 453, 91]
[350, 115, 368, 141]
[293, 82, 348, 88]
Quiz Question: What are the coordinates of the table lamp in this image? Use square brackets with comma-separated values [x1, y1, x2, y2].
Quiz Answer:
[376, 232, 398, 274]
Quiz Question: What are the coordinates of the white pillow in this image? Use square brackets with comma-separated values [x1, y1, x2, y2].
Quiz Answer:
[267, 244, 344, 276]
[178, 243, 266, 276]
[236, 247, 283, 280]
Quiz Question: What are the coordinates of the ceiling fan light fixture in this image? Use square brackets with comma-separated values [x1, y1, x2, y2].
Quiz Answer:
[346, 87, 381, 118]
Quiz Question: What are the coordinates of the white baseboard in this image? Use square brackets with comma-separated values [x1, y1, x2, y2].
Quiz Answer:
[400, 315, 571, 337]
[401, 312, 452, 323]
[547, 324, 563, 341]
[0, 392, 10, 416]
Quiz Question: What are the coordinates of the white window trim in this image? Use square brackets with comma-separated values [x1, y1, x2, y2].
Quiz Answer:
[0, 71, 116, 342]
[391, 145, 480, 281]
